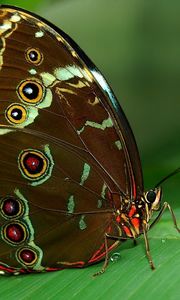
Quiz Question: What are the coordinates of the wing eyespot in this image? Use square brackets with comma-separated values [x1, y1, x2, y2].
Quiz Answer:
[17, 79, 44, 105]
[18, 149, 49, 180]
[0, 196, 24, 219]
[25, 48, 43, 66]
[2, 221, 29, 245]
[5, 104, 28, 124]
[16, 247, 38, 266]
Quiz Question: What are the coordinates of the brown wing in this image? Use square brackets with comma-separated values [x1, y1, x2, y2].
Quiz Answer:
[0, 130, 120, 272]
[0, 5, 143, 197]
[0, 5, 143, 273]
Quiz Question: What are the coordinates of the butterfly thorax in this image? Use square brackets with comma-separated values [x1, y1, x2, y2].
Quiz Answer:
[114, 187, 162, 239]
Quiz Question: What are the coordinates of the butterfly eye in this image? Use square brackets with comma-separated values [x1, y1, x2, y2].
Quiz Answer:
[0, 196, 24, 219]
[17, 79, 44, 105]
[2, 222, 28, 245]
[18, 149, 48, 180]
[16, 247, 38, 266]
[26, 48, 43, 65]
[5, 104, 27, 124]
[146, 190, 157, 203]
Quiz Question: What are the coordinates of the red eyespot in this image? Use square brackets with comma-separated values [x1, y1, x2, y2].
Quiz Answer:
[18, 149, 48, 180]
[20, 249, 36, 264]
[25, 155, 41, 172]
[16, 247, 38, 266]
[0, 197, 23, 219]
[3, 222, 27, 245]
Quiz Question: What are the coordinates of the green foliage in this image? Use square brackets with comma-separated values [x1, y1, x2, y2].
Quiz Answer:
[0, 0, 64, 11]
[0, 0, 42, 11]
[1, 210, 180, 300]
[0, 0, 180, 299]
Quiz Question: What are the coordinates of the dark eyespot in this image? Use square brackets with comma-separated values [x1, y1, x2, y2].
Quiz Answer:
[26, 48, 43, 65]
[2, 222, 28, 245]
[5, 104, 27, 124]
[17, 79, 44, 104]
[0, 196, 23, 219]
[146, 190, 156, 203]
[18, 149, 48, 180]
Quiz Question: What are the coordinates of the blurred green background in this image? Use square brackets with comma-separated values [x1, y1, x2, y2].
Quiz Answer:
[0, 1, 180, 299]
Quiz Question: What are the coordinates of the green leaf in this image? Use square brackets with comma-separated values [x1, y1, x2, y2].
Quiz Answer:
[0, 209, 179, 300]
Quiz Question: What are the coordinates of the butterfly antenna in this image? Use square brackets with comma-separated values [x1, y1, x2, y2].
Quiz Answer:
[155, 167, 180, 188]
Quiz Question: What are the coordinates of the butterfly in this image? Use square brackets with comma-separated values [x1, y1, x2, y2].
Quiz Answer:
[0, 5, 179, 276]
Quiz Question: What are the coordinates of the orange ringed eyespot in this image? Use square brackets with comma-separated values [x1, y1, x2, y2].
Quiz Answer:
[17, 79, 44, 104]
[19, 150, 48, 179]
[25, 48, 43, 65]
[5, 104, 27, 124]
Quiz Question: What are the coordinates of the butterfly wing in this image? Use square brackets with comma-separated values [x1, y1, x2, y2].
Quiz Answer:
[0, 5, 143, 274]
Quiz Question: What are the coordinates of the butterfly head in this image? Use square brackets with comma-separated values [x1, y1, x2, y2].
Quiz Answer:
[145, 187, 162, 211]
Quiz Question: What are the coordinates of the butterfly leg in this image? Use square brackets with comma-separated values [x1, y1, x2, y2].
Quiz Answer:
[142, 225, 155, 270]
[93, 233, 139, 276]
[143, 202, 180, 270]
[93, 234, 109, 277]
[150, 202, 180, 232]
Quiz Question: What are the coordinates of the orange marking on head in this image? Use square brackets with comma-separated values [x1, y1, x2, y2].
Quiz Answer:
[128, 205, 136, 218]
